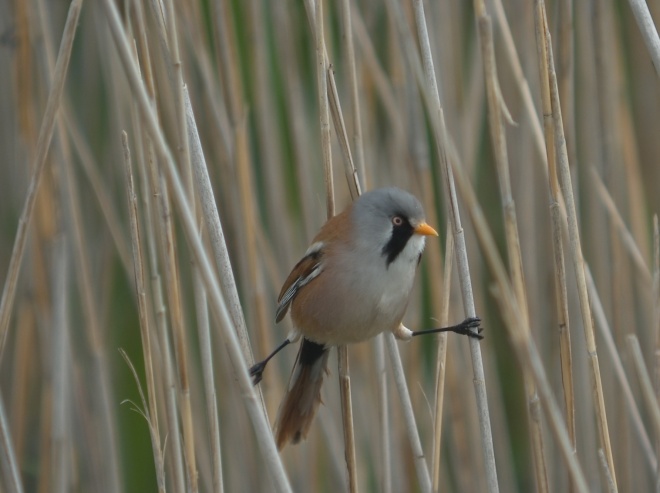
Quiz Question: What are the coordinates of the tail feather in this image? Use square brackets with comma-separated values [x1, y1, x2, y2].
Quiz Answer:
[274, 338, 329, 449]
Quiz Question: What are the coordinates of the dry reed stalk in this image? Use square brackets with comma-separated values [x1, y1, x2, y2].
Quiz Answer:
[186, 85, 255, 490]
[0, 392, 23, 493]
[181, 88, 255, 371]
[628, 335, 660, 447]
[350, 6, 406, 145]
[126, 12, 188, 489]
[51, 237, 69, 493]
[13, 2, 122, 491]
[339, 0, 366, 186]
[599, 448, 618, 493]
[626, 0, 660, 78]
[591, 169, 652, 284]
[655, 215, 660, 491]
[192, 272, 225, 493]
[234, 114, 272, 364]
[491, 0, 545, 165]
[155, 4, 199, 488]
[556, 0, 576, 179]
[122, 133, 166, 493]
[127, 18, 188, 487]
[430, 94, 590, 491]
[536, 3, 618, 487]
[100, 1, 292, 489]
[431, 232, 453, 492]
[0, 0, 81, 358]
[397, 0, 498, 490]
[247, 0, 292, 262]
[655, 215, 660, 344]
[533, 0, 576, 456]
[384, 332, 432, 491]
[475, 7, 549, 492]
[63, 112, 132, 276]
[312, 0, 358, 490]
[146, 6, 199, 493]
[585, 266, 656, 471]
[137, 133, 187, 493]
[53, 59, 123, 493]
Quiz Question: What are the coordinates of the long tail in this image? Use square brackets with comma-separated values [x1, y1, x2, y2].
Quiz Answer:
[274, 338, 329, 449]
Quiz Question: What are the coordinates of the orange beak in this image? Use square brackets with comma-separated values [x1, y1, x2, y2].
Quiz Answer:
[413, 222, 439, 237]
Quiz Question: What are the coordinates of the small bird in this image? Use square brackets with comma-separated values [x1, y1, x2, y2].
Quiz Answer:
[250, 187, 482, 449]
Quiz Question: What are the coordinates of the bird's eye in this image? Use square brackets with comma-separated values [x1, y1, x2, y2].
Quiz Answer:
[392, 216, 404, 227]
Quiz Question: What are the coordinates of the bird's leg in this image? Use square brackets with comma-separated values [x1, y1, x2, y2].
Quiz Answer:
[411, 317, 483, 340]
[249, 338, 291, 385]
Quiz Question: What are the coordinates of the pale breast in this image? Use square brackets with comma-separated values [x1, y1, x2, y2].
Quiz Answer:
[291, 236, 424, 345]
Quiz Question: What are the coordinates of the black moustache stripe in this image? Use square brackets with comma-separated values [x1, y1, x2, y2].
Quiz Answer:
[382, 219, 415, 267]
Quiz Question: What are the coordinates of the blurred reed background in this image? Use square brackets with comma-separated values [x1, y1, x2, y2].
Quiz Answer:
[0, 0, 659, 492]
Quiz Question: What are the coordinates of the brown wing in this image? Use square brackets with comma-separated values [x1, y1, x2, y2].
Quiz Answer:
[275, 210, 351, 323]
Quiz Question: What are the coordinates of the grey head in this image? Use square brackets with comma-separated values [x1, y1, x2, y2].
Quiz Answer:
[350, 187, 431, 266]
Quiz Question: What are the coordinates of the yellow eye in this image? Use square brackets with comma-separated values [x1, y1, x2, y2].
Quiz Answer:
[392, 216, 404, 226]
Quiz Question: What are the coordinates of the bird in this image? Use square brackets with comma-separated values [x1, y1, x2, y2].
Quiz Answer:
[249, 187, 482, 449]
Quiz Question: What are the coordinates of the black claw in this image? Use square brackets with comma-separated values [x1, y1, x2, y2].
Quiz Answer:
[461, 317, 484, 340]
[249, 362, 266, 385]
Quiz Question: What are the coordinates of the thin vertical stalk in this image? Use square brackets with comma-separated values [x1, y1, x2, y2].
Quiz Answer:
[385, 333, 432, 492]
[628, 336, 660, 442]
[51, 236, 69, 493]
[585, 267, 656, 471]
[158, 2, 199, 489]
[431, 232, 453, 492]
[0, 0, 82, 360]
[38, 2, 122, 490]
[441, 145, 590, 493]
[626, 0, 660, 78]
[537, 2, 618, 487]
[0, 392, 24, 493]
[100, 1, 292, 489]
[122, 133, 166, 493]
[313, 0, 357, 490]
[476, 9, 549, 492]
[193, 273, 225, 493]
[533, 0, 576, 458]
[339, 0, 366, 186]
[404, 0, 499, 490]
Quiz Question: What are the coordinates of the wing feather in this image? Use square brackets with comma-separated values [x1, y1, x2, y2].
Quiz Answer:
[276, 244, 324, 322]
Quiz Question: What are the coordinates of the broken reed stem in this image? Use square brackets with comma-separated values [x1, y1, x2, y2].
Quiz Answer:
[404, 0, 498, 490]
[122, 133, 166, 493]
[533, 0, 576, 454]
[476, 10, 549, 493]
[536, 2, 618, 486]
[101, 0, 292, 489]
